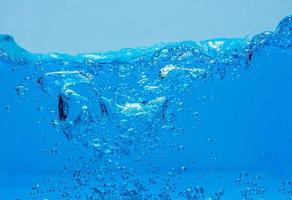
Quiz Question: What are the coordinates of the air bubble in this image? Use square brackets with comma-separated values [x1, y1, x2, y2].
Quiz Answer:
[15, 84, 27, 96]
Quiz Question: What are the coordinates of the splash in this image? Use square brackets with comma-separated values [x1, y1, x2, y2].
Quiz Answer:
[1, 15, 292, 199]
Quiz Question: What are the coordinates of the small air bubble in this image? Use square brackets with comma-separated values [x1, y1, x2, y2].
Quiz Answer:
[15, 84, 27, 96]
[5, 105, 10, 111]
[181, 166, 187, 172]
[179, 145, 185, 151]
[206, 138, 214, 143]
[51, 148, 57, 155]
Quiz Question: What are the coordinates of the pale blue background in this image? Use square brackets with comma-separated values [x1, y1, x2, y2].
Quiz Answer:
[0, 0, 291, 54]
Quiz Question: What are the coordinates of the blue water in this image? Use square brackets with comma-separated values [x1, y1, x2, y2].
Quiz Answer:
[0, 15, 291, 200]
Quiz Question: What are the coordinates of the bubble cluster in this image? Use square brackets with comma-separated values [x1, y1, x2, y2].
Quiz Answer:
[279, 180, 292, 199]
[235, 172, 267, 200]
